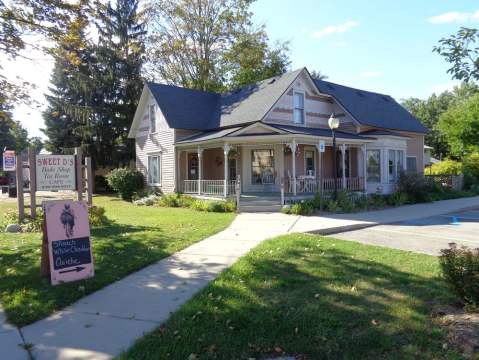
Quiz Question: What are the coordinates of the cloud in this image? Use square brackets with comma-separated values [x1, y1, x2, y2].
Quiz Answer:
[312, 21, 358, 39]
[428, 10, 479, 24]
[359, 71, 382, 78]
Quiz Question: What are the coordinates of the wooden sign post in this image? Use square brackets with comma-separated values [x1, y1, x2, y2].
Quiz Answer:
[42, 200, 94, 285]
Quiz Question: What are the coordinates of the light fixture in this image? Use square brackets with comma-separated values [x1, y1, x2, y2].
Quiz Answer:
[328, 114, 339, 130]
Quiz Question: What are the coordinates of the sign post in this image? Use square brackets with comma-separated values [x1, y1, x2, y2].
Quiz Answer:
[15, 154, 24, 222]
[43, 200, 94, 285]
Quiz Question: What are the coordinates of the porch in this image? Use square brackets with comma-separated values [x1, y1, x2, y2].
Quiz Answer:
[176, 139, 368, 199]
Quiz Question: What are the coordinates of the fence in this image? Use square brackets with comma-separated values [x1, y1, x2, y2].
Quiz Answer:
[285, 177, 365, 194]
[182, 180, 236, 196]
[425, 174, 464, 191]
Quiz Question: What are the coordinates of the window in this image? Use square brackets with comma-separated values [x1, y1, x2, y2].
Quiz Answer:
[407, 156, 417, 173]
[148, 155, 161, 185]
[149, 104, 156, 133]
[228, 158, 237, 181]
[305, 150, 315, 176]
[188, 153, 198, 180]
[367, 150, 381, 183]
[251, 149, 275, 185]
[293, 91, 304, 124]
[388, 150, 396, 183]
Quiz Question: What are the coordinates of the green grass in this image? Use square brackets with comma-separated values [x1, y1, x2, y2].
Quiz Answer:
[0, 196, 235, 326]
[121, 233, 461, 360]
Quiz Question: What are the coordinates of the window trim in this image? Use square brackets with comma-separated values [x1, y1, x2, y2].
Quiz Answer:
[303, 147, 316, 177]
[251, 148, 275, 185]
[388, 149, 405, 183]
[147, 154, 162, 186]
[149, 104, 157, 134]
[366, 149, 381, 183]
[293, 90, 305, 124]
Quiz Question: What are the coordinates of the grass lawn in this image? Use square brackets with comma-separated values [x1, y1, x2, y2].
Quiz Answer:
[0, 195, 235, 326]
[121, 233, 461, 360]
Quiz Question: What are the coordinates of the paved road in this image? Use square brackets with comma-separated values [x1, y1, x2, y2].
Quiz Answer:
[332, 209, 479, 255]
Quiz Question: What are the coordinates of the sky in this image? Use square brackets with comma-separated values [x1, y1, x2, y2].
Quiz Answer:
[5, 0, 479, 139]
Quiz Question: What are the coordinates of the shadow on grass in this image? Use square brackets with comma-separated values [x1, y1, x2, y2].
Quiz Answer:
[124, 239, 457, 360]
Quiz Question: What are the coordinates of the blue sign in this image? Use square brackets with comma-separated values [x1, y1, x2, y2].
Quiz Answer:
[319, 141, 325, 153]
[2, 151, 15, 171]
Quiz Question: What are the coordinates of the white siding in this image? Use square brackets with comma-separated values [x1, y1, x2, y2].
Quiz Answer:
[135, 92, 176, 194]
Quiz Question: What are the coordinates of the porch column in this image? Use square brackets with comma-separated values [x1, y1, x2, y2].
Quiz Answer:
[223, 143, 230, 197]
[176, 149, 181, 192]
[316, 142, 323, 192]
[289, 140, 297, 196]
[197, 147, 203, 195]
[361, 144, 367, 190]
[341, 144, 346, 190]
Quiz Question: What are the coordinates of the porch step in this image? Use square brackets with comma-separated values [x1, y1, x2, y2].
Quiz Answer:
[238, 194, 282, 213]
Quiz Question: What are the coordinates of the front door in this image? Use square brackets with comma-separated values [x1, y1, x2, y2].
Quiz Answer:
[251, 149, 275, 191]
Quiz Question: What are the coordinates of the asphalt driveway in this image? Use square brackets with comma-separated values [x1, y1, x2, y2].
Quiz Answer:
[332, 209, 479, 255]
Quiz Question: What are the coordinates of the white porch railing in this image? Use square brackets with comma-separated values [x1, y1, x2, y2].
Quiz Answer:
[182, 180, 236, 196]
[287, 177, 365, 193]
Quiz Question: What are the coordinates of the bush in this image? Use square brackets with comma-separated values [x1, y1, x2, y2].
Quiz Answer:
[337, 191, 354, 213]
[397, 172, 433, 203]
[429, 159, 462, 175]
[134, 194, 161, 206]
[281, 205, 291, 214]
[463, 152, 479, 189]
[440, 243, 479, 307]
[224, 199, 237, 212]
[88, 206, 109, 227]
[368, 194, 387, 209]
[207, 201, 225, 213]
[387, 192, 409, 207]
[94, 175, 112, 193]
[290, 201, 314, 215]
[191, 200, 209, 212]
[158, 194, 180, 207]
[353, 194, 368, 211]
[325, 199, 339, 212]
[106, 168, 144, 201]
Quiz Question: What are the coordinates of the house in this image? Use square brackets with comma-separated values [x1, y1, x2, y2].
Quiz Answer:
[128, 67, 427, 203]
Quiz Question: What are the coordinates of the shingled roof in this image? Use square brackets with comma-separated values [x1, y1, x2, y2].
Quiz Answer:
[314, 79, 428, 134]
[137, 68, 427, 135]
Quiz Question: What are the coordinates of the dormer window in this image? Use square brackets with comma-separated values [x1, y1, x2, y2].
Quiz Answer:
[293, 91, 304, 124]
[149, 104, 156, 133]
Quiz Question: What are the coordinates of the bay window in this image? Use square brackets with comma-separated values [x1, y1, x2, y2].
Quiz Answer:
[388, 150, 404, 183]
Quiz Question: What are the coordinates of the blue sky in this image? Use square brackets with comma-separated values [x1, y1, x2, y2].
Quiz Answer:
[252, 0, 479, 98]
[7, 0, 479, 139]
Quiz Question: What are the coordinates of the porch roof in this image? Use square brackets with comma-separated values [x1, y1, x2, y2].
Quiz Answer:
[175, 122, 375, 145]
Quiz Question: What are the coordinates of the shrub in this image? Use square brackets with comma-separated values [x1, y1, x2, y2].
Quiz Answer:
[368, 194, 387, 209]
[291, 203, 302, 215]
[290, 201, 314, 215]
[311, 192, 322, 209]
[134, 194, 161, 206]
[325, 199, 339, 212]
[158, 194, 180, 207]
[439, 243, 479, 307]
[281, 205, 291, 214]
[207, 201, 225, 213]
[88, 206, 109, 227]
[387, 192, 409, 207]
[191, 200, 209, 212]
[106, 168, 144, 201]
[94, 175, 112, 193]
[353, 194, 368, 211]
[397, 172, 433, 203]
[224, 199, 237, 212]
[429, 159, 462, 175]
[337, 191, 354, 213]
[463, 152, 479, 189]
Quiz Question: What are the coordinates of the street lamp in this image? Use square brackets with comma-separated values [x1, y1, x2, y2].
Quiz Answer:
[328, 113, 340, 200]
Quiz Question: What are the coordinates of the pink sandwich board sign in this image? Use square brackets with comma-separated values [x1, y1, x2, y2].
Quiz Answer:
[42, 200, 94, 285]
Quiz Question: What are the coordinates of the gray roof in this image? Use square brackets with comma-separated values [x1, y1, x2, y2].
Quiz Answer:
[359, 129, 409, 137]
[314, 79, 428, 134]
[146, 68, 427, 134]
[176, 122, 374, 144]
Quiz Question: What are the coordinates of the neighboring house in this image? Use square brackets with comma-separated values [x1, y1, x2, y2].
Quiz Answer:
[128, 67, 427, 200]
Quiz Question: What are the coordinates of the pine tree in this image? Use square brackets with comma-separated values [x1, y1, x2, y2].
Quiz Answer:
[93, 0, 145, 166]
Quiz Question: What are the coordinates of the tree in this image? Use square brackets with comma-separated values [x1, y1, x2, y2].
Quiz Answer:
[438, 93, 479, 158]
[93, 0, 145, 166]
[433, 27, 479, 83]
[145, 0, 290, 92]
[402, 82, 478, 158]
[310, 70, 328, 80]
[224, 28, 290, 90]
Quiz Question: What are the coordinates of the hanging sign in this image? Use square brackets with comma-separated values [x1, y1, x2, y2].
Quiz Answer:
[36, 155, 76, 191]
[43, 200, 94, 285]
[2, 150, 16, 171]
[319, 141, 325, 153]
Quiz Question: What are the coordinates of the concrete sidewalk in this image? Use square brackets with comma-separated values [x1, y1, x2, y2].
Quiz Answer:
[3, 195, 479, 359]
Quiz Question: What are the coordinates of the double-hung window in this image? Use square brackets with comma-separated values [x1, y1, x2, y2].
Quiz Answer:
[293, 91, 305, 124]
[388, 150, 404, 183]
[149, 104, 156, 133]
[305, 149, 315, 176]
[367, 150, 381, 183]
[407, 157, 417, 173]
[148, 155, 161, 185]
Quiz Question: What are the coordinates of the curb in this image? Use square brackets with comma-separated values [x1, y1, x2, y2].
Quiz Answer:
[304, 222, 377, 236]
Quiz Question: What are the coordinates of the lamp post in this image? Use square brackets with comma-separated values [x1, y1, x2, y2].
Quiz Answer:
[328, 113, 340, 200]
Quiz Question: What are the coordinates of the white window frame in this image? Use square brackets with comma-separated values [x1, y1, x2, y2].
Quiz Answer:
[293, 90, 305, 124]
[147, 154, 161, 186]
[149, 104, 157, 134]
[388, 149, 405, 183]
[303, 147, 316, 177]
[366, 149, 381, 183]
